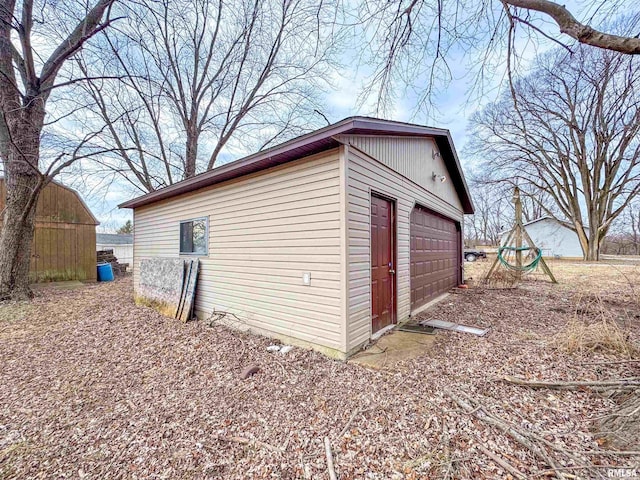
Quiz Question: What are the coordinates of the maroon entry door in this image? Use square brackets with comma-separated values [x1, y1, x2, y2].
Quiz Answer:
[371, 194, 396, 333]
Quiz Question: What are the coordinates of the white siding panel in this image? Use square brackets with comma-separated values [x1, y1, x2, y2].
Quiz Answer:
[338, 135, 463, 211]
[133, 150, 343, 351]
[500, 218, 585, 258]
[346, 147, 464, 351]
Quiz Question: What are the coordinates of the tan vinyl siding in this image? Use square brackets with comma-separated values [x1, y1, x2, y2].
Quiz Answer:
[346, 145, 464, 351]
[133, 150, 344, 351]
[337, 135, 463, 211]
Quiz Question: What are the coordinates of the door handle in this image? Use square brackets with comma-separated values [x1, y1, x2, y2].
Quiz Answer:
[389, 269, 395, 274]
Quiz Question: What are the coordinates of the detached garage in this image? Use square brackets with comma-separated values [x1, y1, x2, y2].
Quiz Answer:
[121, 117, 474, 358]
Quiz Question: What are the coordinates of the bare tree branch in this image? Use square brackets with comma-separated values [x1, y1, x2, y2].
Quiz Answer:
[504, 0, 640, 54]
[78, 0, 339, 191]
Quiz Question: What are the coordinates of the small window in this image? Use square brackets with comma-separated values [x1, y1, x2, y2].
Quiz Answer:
[179, 217, 208, 255]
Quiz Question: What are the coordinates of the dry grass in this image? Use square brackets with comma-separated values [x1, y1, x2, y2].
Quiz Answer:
[466, 258, 640, 300]
[552, 317, 637, 358]
[551, 291, 638, 358]
[480, 268, 520, 289]
[466, 259, 640, 358]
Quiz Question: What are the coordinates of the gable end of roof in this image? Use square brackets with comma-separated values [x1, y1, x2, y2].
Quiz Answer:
[119, 117, 474, 213]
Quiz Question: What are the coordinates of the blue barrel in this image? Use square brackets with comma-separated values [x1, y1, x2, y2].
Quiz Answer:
[97, 263, 114, 282]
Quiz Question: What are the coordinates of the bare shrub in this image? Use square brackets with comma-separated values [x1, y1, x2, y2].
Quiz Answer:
[481, 268, 520, 289]
[552, 293, 638, 360]
[552, 318, 636, 357]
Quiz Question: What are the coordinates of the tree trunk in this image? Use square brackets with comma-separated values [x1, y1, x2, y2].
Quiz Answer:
[0, 175, 40, 300]
[573, 221, 592, 261]
[582, 223, 603, 261]
[0, 0, 115, 300]
[184, 127, 198, 179]
[0, 111, 45, 301]
[586, 239, 599, 261]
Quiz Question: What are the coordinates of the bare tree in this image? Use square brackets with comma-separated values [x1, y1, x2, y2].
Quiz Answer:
[469, 44, 640, 261]
[603, 201, 640, 255]
[355, 1, 640, 113]
[0, 0, 117, 300]
[78, 0, 340, 193]
[464, 182, 510, 246]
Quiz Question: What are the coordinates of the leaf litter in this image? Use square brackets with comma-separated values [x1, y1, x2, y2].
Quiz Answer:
[0, 263, 638, 479]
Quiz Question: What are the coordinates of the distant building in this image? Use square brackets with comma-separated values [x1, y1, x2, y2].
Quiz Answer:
[96, 233, 133, 265]
[500, 217, 586, 259]
[0, 178, 99, 282]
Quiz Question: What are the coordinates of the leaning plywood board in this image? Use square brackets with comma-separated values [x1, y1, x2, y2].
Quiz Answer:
[178, 260, 199, 323]
[175, 260, 193, 321]
[137, 258, 185, 317]
[419, 319, 490, 336]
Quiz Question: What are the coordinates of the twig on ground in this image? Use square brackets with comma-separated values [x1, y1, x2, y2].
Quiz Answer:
[472, 436, 527, 480]
[324, 437, 338, 480]
[338, 408, 369, 438]
[502, 375, 640, 390]
[210, 434, 281, 452]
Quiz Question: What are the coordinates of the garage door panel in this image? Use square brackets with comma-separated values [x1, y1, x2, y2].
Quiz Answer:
[410, 205, 460, 311]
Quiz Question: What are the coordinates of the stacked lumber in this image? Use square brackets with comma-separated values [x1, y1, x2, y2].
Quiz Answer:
[96, 249, 129, 276]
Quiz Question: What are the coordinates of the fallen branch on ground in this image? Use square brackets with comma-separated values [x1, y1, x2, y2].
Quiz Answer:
[445, 390, 566, 477]
[574, 449, 640, 456]
[324, 437, 338, 480]
[472, 437, 527, 480]
[597, 390, 640, 450]
[210, 434, 281, 452]
[502, 375, 640, 390]
[445, 390, 602, 479]
[501, 376, 640, 452]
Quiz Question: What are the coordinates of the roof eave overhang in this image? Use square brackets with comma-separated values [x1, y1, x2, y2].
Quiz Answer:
[119, 117, 474, 213]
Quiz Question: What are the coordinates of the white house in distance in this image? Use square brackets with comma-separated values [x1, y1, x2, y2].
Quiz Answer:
[120, 117, 474, 359]
[96, 233, 134, 265]
[500, 217, 586, 259]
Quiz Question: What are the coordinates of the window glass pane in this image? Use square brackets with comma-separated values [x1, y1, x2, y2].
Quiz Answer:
[180, 218, 207, 254]
[192, 219, 207, 254]
[180, 222, 194, 253]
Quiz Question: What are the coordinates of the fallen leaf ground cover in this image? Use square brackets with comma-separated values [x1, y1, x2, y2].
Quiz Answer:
[0, 262, 638, 479]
